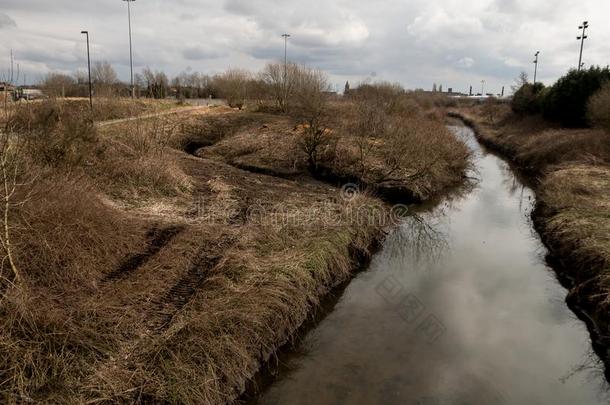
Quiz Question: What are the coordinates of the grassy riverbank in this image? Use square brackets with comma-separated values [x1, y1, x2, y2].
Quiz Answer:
[0, 94, 469, 403]
[450, 104, 610, 376]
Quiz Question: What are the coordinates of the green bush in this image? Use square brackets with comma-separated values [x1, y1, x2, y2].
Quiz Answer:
[511, 83, 545, 115]
[542, 66, 610, 127]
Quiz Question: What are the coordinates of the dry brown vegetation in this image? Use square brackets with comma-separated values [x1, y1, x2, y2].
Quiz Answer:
[0, 76, 471, 403]
[0, 98, 387, 404]
[451, 102, 610, 360]
[4, 97, 180, 127]
[204, 90, 470, 202]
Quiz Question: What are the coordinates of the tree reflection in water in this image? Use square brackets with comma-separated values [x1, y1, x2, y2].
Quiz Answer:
[381, 210, 450, 267]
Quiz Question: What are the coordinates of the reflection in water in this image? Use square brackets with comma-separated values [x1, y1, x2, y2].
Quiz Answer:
[250, 125, 609, 405]
[382, 213, 449, 265]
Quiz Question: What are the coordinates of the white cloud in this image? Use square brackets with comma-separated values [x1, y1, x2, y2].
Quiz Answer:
[457, 57, 475, 69]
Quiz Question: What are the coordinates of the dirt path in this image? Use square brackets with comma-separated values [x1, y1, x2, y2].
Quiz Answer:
[95, 105, 210, 128]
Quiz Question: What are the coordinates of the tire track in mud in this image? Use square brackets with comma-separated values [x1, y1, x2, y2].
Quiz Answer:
[144, 235, 235, 333]
[104, 225, 184, 282]
[146, 251, 222, 332]
[86, 237, 234, 400]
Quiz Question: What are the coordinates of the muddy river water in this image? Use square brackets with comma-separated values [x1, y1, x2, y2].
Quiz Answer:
[249, 125, 609, 404]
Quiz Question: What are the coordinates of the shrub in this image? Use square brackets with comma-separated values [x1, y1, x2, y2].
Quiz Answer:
[482, 97, 501, 123]
[542, 66, 610, 127]
[587, 82, 610, 132]
[8, 100, 100, 169]
[41, 73, 78, 98]
[347, 82, 404, 113]
[215, 69, 252, 109]
[511, 82, 545, 115]
[291, 68, 335, 171]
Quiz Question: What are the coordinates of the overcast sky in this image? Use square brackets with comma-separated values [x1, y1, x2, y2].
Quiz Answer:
[1, 0, 609, 93]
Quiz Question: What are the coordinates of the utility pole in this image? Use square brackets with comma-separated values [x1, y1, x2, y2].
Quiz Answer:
[577, 21, 588, 71]
[81, 31, 93, 113]
[533, 51, 540, 85]
[281, 33, 290, 111]
[123, 0, 136, 98]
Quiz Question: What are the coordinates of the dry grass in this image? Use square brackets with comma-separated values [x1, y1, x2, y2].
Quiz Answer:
[202, 99, 470, 201]
[93, 118, 193, 203]
[0, 174, 147, 402]
[453, 103, 610, 173]
[3, 97, 180, 127]
[541, 165, 610, 264]
[0, 99, 394, 404]
[539, 165, 610, 315]
[86, 193, 384, 404]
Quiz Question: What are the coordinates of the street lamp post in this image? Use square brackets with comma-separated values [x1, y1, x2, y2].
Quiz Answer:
[281, 33, 290, 111]
[281, 34, 290, 81]
[577, 21, 588, 71]
[81, 30, 93, 112]
[533, 51, 540, 85]
[123, 0, 136, 98]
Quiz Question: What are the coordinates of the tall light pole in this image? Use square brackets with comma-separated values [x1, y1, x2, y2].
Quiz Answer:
[533, 51, 540, 85]
[123, 0, 136, 98]
[281, 33, 290, 111]
[81, 31, 93, 112]
[577, 21, 588, 71]
[281, 34, 290, 81]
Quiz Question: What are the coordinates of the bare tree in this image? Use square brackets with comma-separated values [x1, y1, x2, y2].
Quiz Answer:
[261, 62, 300, 112]
[482, 97, 498, 123]
[292, 67, 334, 172]
[92, 61, 118, 97]
[348, 95, 386, 177]
[215, 69, 251, 109]
[142, 67, 169, 99]
[511, 71, 529, 94]
[0, 121, 29, 291]
[41, 73, 76, 98]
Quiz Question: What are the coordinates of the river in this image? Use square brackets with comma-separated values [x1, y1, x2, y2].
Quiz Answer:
[247, 124, 609, 404]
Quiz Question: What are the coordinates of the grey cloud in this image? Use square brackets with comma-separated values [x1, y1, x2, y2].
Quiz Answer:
[223, 0, 259, 16]
[1, 0, 609, 91]
[182, 46, 224, 61]
[0, 13, 17, 28]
